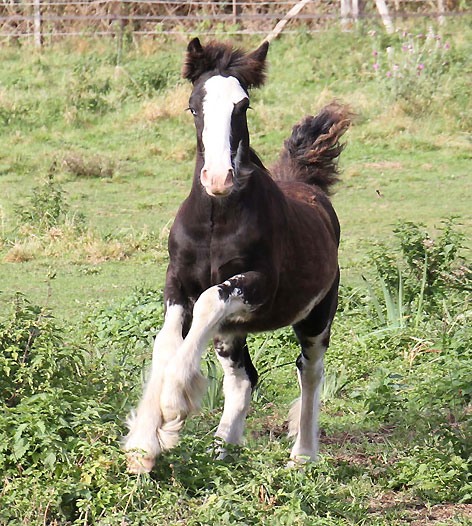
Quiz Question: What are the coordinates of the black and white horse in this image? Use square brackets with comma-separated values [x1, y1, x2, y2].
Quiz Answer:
[124, 38, 351, 473]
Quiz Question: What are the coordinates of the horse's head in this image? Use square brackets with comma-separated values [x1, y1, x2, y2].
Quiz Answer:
[183, 38, 269, 197]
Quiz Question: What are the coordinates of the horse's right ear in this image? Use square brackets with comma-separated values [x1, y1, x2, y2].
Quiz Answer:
[182, 38, 206, 83]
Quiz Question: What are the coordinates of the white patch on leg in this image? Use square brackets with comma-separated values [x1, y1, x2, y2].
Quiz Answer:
[287, 397, 301, 438]
[124, 303, 184, 473]
[159, 284, 250, 445]
[215, 345, 252, 446]
[290, 326, 329, 463]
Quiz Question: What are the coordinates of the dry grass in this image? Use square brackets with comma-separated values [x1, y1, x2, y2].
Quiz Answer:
[369, 104, 417, 136]
[135, 83, 191, 123]
[0, 86, 11, 107]
[4, 238, 42, 262]
[3, 225, 130, 264]
[62, 152, 116, 179]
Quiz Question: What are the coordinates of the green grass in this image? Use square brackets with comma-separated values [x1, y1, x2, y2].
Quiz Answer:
[0, 20, 472, 525]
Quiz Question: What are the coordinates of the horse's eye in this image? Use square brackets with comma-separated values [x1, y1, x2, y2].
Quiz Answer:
[190, 108, 197, 116]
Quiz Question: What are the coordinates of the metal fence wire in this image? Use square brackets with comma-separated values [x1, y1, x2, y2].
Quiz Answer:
[0, 0, 471, 42]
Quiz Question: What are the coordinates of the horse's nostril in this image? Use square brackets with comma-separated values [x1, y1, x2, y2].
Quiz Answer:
[225, 169, 234, 186]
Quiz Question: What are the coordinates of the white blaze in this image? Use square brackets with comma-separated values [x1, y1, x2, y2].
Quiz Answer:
[201, 75, 247, 194]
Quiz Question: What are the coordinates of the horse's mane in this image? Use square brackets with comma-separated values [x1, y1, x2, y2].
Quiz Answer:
[182, 39, 269, 89]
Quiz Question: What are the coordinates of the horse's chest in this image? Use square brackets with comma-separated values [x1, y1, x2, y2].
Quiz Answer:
[209, 227, 261, 280]
[175, 228, 257, 289]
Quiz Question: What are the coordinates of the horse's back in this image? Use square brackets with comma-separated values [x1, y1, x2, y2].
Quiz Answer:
[276, 180, 340, 245]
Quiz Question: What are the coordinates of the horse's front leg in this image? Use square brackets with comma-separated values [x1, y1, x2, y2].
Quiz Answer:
[124, 300, 186, 474]
[158, 272, 269, 446]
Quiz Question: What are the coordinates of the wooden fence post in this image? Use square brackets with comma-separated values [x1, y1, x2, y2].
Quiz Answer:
[232, 0, 241, 26]
[33, 0, 42, 47]
[264, 0, 312, 43]
[352, 0, 359, 24]
[374, 0, 394, 33]
[341, 0, 351, 30]
[437, 0, 445, 24]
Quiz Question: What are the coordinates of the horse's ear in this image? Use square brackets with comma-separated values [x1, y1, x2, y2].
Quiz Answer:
[244, 41, 269, 88]
[187, 37, 203, 56]
[182, 38, 206, 83]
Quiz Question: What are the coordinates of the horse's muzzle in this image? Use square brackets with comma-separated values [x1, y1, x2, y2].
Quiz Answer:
[201, 167, 234, 197]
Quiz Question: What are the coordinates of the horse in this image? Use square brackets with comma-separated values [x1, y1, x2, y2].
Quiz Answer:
[124, 38, 351, 474]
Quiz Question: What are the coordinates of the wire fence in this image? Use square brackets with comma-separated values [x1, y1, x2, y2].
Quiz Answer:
[1, 0, 471, 42]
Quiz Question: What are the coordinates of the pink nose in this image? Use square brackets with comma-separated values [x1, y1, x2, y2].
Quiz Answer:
[201, 168, 234, 195]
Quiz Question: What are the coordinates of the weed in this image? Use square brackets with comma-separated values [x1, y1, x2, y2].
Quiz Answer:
[65, 61, 113, 119]
[14, 164, 85, 231]
[63, 152, 115, 179]
[370, 27, 451, 108]
[366, 219, 470, 326]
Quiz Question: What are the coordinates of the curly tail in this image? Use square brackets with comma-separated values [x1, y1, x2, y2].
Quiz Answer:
[271, 101, 352, 195]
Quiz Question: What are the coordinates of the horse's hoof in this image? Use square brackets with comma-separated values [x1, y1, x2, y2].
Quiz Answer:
[126, 451, 155, 474]
[207, 438, 228, 460]
[286, 454, 312, 469]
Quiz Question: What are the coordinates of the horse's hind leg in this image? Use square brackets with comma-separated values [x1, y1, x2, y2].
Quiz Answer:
[213, 333, 258, 457]
[289, 273, 339, 463]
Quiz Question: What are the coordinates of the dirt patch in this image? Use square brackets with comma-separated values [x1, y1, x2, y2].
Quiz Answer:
[411, 504, 472, 525]
[249, 403, 288, 440]
[368, 491, 472, 525]
[320, 425, 396, 446]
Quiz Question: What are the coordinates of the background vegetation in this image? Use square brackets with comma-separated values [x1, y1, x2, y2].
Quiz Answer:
[0, 18, 471, 525]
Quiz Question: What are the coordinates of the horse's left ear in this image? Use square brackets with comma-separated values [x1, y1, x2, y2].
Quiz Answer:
[244, 41, 269, 88]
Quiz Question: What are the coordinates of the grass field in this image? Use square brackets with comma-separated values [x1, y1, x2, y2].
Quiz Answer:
[1, 20, 472, 525]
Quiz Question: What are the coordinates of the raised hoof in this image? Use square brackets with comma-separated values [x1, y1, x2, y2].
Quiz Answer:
[126, 451, 155, 474]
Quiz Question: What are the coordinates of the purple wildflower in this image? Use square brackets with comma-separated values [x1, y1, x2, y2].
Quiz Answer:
[373, 51, 378, 56]
[401, 45, 408, 51]
[418, 64, 424, 70]
[386, 72, 392, 77]
[373, 63, 379, 70]
[417, 33, 425, 38]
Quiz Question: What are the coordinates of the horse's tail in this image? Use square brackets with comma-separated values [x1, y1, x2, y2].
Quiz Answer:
[271, 101, 352, 194]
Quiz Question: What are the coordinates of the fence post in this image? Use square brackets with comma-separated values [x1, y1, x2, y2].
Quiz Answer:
[374, 0, 394, 33]
[232, 0, 241, 26]
[352, 0, 359, 24]
[437, 0, 445, 24]
[33, 0, 42, 47]
[341, 0, 351, 30]
[264, 0, 312, 43]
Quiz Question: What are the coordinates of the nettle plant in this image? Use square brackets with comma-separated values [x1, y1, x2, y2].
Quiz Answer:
[15, 163, 85, 232]
[370, 27, 451, 103]
[364, 219, 469, 329]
